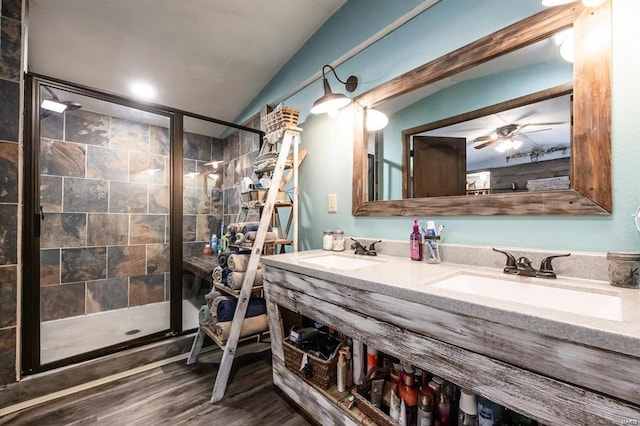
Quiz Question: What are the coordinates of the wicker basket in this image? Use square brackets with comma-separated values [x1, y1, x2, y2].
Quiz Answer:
[262, 105, 300, 134]
[353, 388, 396, 426]
[282, 337, 337, 389]
[352, 366, 396, 426]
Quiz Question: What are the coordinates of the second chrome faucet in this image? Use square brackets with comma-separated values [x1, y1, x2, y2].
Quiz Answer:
[493, 248, 570, 279]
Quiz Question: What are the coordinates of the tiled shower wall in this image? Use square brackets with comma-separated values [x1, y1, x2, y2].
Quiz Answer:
[182, 129, 223, 256]
[38, 109, 171, 321]
[0, 0, 23, 386]
[39, 108, 223, 321]
[222, 115, 262, 227]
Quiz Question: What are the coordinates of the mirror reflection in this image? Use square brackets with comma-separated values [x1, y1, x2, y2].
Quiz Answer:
[367, 33, 573, 201]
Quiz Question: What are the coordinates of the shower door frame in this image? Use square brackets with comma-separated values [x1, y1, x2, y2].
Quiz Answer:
[22, 74, 264, 374]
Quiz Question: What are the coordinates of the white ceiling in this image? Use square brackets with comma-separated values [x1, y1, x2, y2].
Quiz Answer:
[27, 0, 347, 126]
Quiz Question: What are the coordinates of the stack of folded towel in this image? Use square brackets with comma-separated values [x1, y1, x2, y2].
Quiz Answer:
[207, 294, 269, 344]
[212, 253, 264, 290]
[225, 222, 276, 245]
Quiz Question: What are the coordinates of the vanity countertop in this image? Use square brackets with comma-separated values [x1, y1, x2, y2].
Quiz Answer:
[261, 249, 640, 358]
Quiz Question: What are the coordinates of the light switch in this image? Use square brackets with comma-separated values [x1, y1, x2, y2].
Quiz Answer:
[328, 193, 337, 213]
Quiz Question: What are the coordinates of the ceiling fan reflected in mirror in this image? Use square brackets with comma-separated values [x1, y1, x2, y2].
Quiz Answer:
[472, 123, 561, 151]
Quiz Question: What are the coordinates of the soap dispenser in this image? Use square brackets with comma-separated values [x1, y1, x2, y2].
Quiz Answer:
[410, 219, 423, 261]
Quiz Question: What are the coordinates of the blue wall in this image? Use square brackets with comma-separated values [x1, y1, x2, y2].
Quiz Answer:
[240, 0, 640, 253]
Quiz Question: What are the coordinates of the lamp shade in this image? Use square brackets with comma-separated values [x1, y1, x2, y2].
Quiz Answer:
[366, 109, 389, 131]
[310, 78, 352, 114]
[41, 99, 69, 113]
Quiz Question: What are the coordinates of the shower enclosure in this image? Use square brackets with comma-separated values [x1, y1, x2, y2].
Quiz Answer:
[22, 75, 263, 372]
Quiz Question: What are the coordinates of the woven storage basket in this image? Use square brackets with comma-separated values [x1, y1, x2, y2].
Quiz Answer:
[262, 105, 300, 134]
[282, 337, 337, 389]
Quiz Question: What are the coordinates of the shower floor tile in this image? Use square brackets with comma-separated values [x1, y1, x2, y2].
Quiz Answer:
[41, 300, 200, 364]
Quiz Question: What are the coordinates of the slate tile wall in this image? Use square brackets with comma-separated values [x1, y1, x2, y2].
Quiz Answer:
[182, 131, 224, 257]
[222, 116, 262, 228]
[0, 0, 23, 386]
[38, 108, 177, 322]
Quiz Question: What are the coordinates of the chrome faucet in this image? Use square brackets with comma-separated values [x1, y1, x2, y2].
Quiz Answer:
[493, 248, 570, 279]
[515, 256, 537, 277]
[350, 238, 380, 256]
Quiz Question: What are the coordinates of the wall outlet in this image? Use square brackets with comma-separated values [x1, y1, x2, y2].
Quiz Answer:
[328, 193, 337, 213]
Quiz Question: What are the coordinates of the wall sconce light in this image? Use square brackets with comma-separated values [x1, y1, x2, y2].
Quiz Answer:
[541, 0, 605, 7]
[41, 86, 82, 115]
[365, 109, 389, 131]
[310, 65, 358, 115]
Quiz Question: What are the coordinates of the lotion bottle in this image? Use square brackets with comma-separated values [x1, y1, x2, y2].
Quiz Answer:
[410, 219, 423, 261]
[337, 350, 347, 392]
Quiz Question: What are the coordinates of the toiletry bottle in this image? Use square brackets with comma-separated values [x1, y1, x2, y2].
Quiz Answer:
[425, 221, 440, 263]
[211, 234, 218, 254]
[410, 219, 424, 261]
[366, 345, 378, 372]
[398, 365, 418, 426]
[436, 388, 451, 426]
[477, 396, 502, 426]
[458, 389, 479, 426]
[337, 350, 347, 392]
[428, 379, 442, 422]
[352, 339, 365, 386]
[344, 346, 353, 387]
[417, 389, 434, 426]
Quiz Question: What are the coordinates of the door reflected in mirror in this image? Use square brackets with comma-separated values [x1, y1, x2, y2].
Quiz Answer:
[367, 33, 573, 201]
[408, 91, 572, 198]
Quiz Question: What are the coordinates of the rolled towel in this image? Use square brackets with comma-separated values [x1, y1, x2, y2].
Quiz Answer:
[227, 270, 263, 290]
[221, 267, 231, 285]
[244, 231, 277, 242]
[210, 295, 233, 321]
[216, 297, 267, 322]
[212, 266, 224, 283]
[214, 314, 269, 343]
[218, 251, 230, 268]
[211, 295, 233, 314]
[204, 288, 222, 304]
[227, 254, 262, 272]
[241, 223, 260, 233]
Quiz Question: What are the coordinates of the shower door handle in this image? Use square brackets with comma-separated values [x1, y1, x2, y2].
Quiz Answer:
[35, 206, 44, 237]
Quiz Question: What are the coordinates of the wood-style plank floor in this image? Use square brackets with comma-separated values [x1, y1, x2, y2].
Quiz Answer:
[1, 346, 313, 426]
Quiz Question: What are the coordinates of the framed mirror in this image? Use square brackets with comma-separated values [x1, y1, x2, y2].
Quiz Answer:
[352, 1, 611, 216]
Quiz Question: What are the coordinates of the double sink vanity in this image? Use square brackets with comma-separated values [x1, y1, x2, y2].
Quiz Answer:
[261, 244, 640, 425]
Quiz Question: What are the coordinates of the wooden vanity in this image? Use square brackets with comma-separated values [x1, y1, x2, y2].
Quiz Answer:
[262, 250, 640, 425]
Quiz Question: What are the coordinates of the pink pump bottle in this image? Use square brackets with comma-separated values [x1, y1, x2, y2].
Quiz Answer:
[410, 219, 423, 261]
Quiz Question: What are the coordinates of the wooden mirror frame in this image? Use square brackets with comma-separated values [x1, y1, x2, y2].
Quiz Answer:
[352, 2, 611, 216]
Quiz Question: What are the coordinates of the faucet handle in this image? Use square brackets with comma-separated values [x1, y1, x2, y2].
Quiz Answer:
[350, 238, 367, 255]
[493, 248, 518, 274]
[539, 253, 571, 274]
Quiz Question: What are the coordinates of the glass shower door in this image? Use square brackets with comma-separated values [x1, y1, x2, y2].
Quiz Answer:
[38, 85, 172, 364]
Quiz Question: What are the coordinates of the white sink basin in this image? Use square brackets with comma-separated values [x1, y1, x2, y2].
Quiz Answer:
[432, 274, 622, 321]
[300, 254, 380, 270]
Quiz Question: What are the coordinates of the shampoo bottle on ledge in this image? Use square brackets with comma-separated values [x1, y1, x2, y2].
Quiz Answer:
[410, 219, 423, 261]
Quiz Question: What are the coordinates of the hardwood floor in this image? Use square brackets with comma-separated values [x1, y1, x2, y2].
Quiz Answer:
[1, 344, 313, 425]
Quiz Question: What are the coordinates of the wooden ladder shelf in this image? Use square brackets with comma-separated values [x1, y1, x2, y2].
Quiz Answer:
[188, 126, 302, 403]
